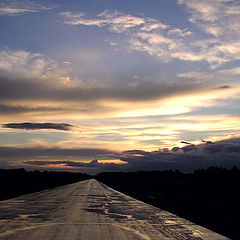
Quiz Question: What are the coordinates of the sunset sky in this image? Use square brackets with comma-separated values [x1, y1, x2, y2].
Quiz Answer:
[0, 0, 240, 173]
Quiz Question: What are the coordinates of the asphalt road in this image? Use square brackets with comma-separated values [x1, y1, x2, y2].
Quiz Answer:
[0, 179, 228, 240]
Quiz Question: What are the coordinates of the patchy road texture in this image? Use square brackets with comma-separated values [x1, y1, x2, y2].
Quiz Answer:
[0, 179, 228, 240]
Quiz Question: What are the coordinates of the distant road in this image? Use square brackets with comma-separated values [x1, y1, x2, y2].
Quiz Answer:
[0, 179, 228, 240]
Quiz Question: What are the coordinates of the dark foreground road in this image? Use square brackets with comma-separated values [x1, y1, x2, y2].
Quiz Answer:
[0, 179, 228, 240]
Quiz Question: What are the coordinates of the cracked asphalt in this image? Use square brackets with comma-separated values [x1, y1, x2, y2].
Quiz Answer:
[0, 179, 229, 239]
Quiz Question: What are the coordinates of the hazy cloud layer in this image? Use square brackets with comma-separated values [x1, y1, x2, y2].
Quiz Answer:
[2, 122, 75, 131]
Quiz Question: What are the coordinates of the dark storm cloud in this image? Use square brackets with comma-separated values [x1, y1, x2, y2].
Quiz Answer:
[0, 75, 207, 103]
[2, 122, 75, 131]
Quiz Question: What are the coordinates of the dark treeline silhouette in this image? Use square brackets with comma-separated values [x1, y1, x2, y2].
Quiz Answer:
[96, 166, 240, 240]
[0, 168, 90, 201]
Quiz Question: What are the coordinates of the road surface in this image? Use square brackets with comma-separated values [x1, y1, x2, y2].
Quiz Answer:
[0, 179, 228, 239]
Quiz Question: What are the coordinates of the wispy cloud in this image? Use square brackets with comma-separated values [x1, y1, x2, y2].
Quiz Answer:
[61, 10, 167, 33]
[0, 1, 53, 16]
[61, 5, 240, 68]
[178, 0, 240, 37]
[178, 0, 240, 66]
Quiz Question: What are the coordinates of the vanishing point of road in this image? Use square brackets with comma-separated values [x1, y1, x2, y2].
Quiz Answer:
[0, 179, 229, 239]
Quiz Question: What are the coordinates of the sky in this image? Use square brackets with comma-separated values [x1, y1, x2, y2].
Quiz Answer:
[0, 0, 240, 173]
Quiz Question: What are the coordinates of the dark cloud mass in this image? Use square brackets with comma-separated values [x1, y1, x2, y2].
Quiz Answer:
[1, 138, 240, 174]
[0, 75, 207, 103]
[2, 122, 75, 131]
[118, 138, 240, 172]
[0, 75, 216, 117]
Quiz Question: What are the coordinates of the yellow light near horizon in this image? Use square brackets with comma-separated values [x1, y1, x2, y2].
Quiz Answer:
[97, 159, 126, 164]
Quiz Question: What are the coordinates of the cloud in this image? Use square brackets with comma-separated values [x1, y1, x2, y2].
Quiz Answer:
[181, 141, 191, 145]
[61, 10, 195, 63]
[0, 146, 115, 160]
[21, 159, 124, 174]
[177, 0, 240, 67]
[61, 6, 240, 68]
[0, 71, 238, 121]
[61, 10, 167, 33]
[118, 137, 240, 172]
[0, 146, 118, 174]
[0, 49, 70, 83]
[219, 67, 240, 76]
[0, 50, 49, 76]
[0, 1, 52, 16]
[178, 0, 240, 37]
[0, 74, 209, 103]
[1, 72, 233, 120]
[0, 49, 77, 88]
[2, 137, 240, 173]
[23, 160, 98, 168]
[2, 122, 76, 131]
[215, 85, 231, 89]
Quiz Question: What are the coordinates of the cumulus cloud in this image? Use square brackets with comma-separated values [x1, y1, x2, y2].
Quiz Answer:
[2, 122, 76, 131]
[0, 1, 52, 16]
